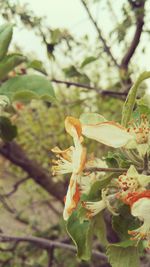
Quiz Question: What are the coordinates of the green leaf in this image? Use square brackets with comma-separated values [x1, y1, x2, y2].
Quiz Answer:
[107, 244, 140, 267]
[88, 175, 112, 201]
[0, 24, 13, 60]
[81, 56, 97, 68]
[27, 60, 47, 75]
[136, 94, 150, 116]
[112, 205, 140, 240]
[121, 71, 150, 127]
[93, 212, 108, 246]
[0, 116, 17, 141]
[66, 211, 92, 260]
[105, 151, 131, 168]
[78, 73, 90, 85]
[0, 54, 26, 80]
[0, 75, 55, 102]
[63, 66, 81, 78]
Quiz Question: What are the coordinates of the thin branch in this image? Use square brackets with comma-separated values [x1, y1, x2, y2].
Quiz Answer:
[120, 0, 145, 69]
[47, 247, 54, 267]
[0, 234, 107, 261]
[85, 167, 144, 173]
[52, 78, 127, 98]
[0, 141, 66, 201]
[81, 0, 119, 67]
[0, 194, 16, 214]
[2, 177, 30, 198]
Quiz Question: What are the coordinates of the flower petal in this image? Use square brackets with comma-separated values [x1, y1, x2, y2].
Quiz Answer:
[63, 174, 80, 220]
[79, 173, 98, 194]
[126, 165, 138, 177]
[82, 121, 133, 148]
[138, 174, 150, 188]
[83, 199, 106, 218]
[65, 116, 82, 140]
[131, 197, 150, 221]
[80, 112, 106, 124]
[51, 146, 73, 162]
[72, 145, 86, 174]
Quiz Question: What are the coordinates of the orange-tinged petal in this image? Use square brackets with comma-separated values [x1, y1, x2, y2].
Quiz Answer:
[82, 121, 133, 148]
[63, 174, 81, 221]
[65, 116, 82, 139]
[122, 190, 150, 207]
[72, 145, 86, 174]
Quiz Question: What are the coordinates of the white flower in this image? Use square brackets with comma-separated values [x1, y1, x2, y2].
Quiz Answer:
[52, 116, 86, 221]
[82, 189, 117, 219]
[83, 198, 106, 218]
[51, 146, 74, 175]
[80, 112, 150, 157]
[123, 190, 150, 249]
[79, 157, 108, 195]
[80, 113, 133, 148]
[117, 165, 150, 195]
[79, 173, 97, 195]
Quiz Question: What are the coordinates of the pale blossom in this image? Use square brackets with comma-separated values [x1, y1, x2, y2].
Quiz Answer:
[80, 113, 150, 157]
[122, 190, 150, 249]
[52, 116, 86, 220]
[117, 165, 150, 196]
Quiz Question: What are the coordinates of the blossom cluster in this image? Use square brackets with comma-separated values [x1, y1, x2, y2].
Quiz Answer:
[52, 113, 150, 249]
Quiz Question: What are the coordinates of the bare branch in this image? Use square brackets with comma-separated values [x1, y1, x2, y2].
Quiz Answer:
[52, 78, 127, 98]
[0, 142, 66, 201]
[120, 0, 146, 70]
[2, 177, 30, 198]
[0, 194, 16, 214]
[85, 167, 144, 173]
[81, 0, 119, 67]
[0, 234, 107, 261]
[47, 247, 55, 267]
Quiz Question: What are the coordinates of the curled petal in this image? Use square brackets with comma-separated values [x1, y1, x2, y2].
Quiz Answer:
[123, 190, 150, 207]
[51, 158, 73, 175]
[128, 197, 150, 248]
[51, 146, 73, 162]
[131, 197, 150, 221]
[83, 199, 106, 218]
[63, 174, 80, 221]
[65, 116, 82, 140]
[72, 145, 86, 174]
[82, 121, 133, 148]
[79, 173, 98, 195]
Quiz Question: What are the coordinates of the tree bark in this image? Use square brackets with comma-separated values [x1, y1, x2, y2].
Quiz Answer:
[0, 141, 66, 201]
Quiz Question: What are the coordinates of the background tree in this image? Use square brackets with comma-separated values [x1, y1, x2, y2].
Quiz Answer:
[0, 0, 150, 266]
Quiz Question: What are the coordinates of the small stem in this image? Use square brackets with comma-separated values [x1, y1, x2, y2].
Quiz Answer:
[51, 79, 127, 98]
[84, 167, 143, 173]
[0, 234, 107, 261]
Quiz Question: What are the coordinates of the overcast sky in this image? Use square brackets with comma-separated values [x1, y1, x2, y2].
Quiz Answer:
[12, 0, 125, 60]
[10, 0, 150, 88]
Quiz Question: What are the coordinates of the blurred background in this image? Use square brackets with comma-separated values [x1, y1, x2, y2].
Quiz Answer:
[0, 0, 150, 266]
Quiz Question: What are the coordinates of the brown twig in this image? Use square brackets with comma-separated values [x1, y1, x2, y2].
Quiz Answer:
[0, 234, 107, 261]
[2, 177, 30, 198]
[85, 166, 144, 173]
[120, 0, 146, 70]
[47, 247, 55, 267]
[81, 0, 119, 67]
[0, 141, 66, 201]
[51, 78, 127, 98]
